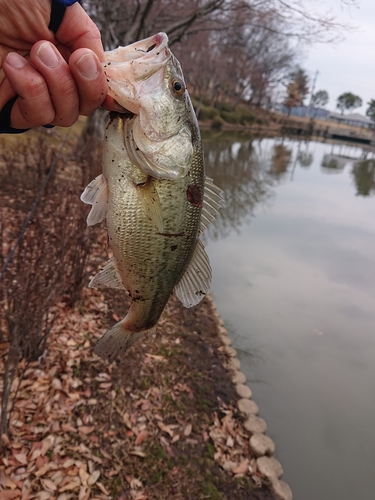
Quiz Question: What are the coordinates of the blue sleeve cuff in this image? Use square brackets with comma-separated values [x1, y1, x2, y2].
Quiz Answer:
[54, 0, 80, 5]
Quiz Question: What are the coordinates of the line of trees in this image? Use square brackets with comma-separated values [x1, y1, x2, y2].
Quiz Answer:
[79, 0, 356, 141]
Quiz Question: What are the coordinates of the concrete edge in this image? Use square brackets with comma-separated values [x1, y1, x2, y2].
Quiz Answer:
[207, 294, 293, 500]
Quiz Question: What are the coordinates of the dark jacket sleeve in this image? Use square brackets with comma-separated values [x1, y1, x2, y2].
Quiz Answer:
[0, 0, 81, 134]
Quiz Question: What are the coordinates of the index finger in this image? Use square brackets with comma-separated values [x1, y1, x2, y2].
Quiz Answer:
[54, 3, 104, 61]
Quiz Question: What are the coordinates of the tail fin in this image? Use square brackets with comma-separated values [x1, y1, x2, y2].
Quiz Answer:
[94, 320, 156, 362]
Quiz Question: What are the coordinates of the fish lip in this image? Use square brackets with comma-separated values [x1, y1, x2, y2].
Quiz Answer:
[104, 32, 169, 63]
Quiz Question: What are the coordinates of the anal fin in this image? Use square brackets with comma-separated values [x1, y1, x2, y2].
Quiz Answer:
[80, 174, 108, 226]
[89, 258, 126, 290]
[174, 239, 212, 308]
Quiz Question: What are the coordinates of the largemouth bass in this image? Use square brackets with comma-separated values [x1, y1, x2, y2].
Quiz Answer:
[81, 33, 222, 361]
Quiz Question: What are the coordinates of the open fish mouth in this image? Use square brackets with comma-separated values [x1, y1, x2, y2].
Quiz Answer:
[103, 33, 171, 115]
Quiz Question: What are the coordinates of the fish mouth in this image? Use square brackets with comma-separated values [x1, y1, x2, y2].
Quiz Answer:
[103, 33, 171, 115]
[105, 33, 169, 63]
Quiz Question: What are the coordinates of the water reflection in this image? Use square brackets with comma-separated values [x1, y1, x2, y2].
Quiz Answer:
[270, 144, 292, 177]
[351, 159, 375, 196]
[203, 133, 375, 500]
[321, 154, 348, 172]
[202, 133, 273, 240]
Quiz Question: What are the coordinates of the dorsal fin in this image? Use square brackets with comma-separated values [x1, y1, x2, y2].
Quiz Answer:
[200, 177, 223, 233]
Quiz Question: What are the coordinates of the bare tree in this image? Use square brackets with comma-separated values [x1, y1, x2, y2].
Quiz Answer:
[78, 0, 355, 143]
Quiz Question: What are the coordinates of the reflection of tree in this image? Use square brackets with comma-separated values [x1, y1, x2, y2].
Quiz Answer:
[270, 144, 292, 177]
[297, 151, 313, 168]
[321, 154, 346, 173]
[202, 134, 273, 241]
[351, 159, 375, 196]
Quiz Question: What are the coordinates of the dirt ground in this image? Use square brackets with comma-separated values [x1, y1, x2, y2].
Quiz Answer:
[0, 281, 280, 499]
[0, 128, 282, 499]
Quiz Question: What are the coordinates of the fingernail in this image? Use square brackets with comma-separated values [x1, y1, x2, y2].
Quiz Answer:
[37, 42, 59, 68]
[76, 54, 98, 78]
[6, 52, 27, 69]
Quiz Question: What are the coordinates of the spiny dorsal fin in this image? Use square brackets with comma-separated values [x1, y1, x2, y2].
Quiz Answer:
[80, 174, 108, 226]
[200, 177, 223, 233]
[174, 239, 211, 308]
[89, 258, 126, 290]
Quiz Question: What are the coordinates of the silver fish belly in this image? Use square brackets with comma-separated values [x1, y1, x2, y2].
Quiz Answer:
[81, 33, 222, 361]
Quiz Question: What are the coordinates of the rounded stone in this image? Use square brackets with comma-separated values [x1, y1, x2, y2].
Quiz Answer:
[256, 456, 283, 480]
[272, 479, 293, 500]
[217, 325, 228, 336]
[249, 433, 275, 457]
[236, 383, 252, 399]
[238, 398, 258, 415]
[243, 415, 267, 434]
[232, 370, 246, 385]
[220, 335, 232, 346]
[225, 346, 237, 357]
[227, 357, 241, 371]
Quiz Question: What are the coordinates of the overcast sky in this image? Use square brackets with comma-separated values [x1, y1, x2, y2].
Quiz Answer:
[302, 0, 375, 115]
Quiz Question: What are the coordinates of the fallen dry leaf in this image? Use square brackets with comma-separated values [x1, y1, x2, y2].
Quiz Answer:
[134, 430, 148, 446]
[232, 458, 249, 475]
[87, 470, 100, 486]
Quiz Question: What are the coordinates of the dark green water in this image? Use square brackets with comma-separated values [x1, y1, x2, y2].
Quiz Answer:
[203, 133, 375, 500]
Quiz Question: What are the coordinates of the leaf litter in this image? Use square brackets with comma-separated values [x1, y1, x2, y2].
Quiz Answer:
[0, 164, 278, 499]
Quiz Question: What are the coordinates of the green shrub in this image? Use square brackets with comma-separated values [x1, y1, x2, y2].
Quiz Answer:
[211, 116, 224, 130]
[198, 104, 219, 121]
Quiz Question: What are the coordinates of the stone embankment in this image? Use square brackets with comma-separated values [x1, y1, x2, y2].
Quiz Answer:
[208, 296, 293, 500]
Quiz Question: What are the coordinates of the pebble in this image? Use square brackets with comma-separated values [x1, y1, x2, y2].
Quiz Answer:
[272, 479, 293, 500]
[236, 383, 252, 399]
[217, 325, 228, 337]
[249, 433, 275, 457]
[243, 415, 267, 434]
[232, 370, 246, 385]
[227, 357, 241, 371]
[220, 335, 232, 346]
[256, 456, 283, 480]
[225, 346, 237, 358]
[237, 398, 258, 415]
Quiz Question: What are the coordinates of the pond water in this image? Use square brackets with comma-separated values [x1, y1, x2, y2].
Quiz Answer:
[202, 132, 375, 500]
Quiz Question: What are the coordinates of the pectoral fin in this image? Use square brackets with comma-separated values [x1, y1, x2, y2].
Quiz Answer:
[174, 239, 212, 308]
[89, 258, 126, 290]
[136, 179, 164, 232]
[200, 177, 223, 233]
[80, 174, 108, 226]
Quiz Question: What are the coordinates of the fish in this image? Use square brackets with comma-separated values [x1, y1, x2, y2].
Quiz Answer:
[80, 33, 223, 362]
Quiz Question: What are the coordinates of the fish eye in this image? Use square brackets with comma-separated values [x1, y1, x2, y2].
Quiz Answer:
[171, 78, 185, 97]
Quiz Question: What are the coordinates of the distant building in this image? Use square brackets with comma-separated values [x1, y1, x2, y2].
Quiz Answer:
[272, 103, 330, 119]
[325, 112, 374, 129]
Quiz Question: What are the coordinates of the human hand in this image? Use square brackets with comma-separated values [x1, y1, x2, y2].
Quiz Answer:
[0, 0, 112, 130]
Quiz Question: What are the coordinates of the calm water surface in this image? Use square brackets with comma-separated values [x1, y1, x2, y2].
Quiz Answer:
[203, 133, 375, 500]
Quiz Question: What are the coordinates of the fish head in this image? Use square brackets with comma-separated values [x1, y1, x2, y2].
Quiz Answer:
[103, 33, 198, 180]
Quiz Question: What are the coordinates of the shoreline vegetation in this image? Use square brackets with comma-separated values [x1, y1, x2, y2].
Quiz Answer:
[194, 100, 375, 146]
